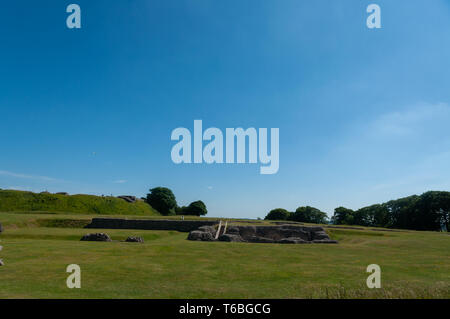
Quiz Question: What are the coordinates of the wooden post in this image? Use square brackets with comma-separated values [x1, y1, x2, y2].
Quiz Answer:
[215, 220, 222, 239]
[223, 221, 228, 235]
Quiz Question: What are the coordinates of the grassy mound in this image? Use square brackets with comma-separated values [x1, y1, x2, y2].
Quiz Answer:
[0, 190, 159, 216]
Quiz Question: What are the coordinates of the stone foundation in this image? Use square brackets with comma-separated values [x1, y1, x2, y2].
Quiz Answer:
[187, 225, 338, 244]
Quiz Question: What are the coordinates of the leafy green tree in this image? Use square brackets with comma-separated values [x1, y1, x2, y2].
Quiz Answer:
[146, 187, 177, 216]
[332, 207, 355, 225]
[431, 191, 450, 231]
[411, 191, 450, 231]
[290, 206, 328, 224]
[353, 204, 387, 227]
[264, 208, 291, 221]
[175, 206, 187, 215]
[182, 200, 208, 216]
[385, 195, 419, 229]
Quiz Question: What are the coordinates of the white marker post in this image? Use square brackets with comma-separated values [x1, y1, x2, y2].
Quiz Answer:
[223, 221, 228, 235]
[215, 221, 222, 239]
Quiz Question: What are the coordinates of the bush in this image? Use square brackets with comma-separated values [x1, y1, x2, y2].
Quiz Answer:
[264, 208, 291, 220]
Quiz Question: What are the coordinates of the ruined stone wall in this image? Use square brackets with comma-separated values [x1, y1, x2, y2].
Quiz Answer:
[85, 218, 218, 232]
[188, 224, 338, 244]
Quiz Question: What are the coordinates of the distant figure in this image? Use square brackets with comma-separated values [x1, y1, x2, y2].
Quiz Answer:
[181, 216, 185, 221]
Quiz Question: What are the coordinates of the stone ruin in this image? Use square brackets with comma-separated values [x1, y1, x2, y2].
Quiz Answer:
[83, 218, 337, 244]
[125, 236, 144, 243]
[187, 224, 338, 244]
[80, 233, 112, 242]
[80, 233, 144, 243]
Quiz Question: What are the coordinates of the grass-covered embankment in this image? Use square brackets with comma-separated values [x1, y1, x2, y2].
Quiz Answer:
[0, 190, 159, 216]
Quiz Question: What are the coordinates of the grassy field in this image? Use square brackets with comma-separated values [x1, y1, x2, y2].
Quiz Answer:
[0, 212, 449, 299]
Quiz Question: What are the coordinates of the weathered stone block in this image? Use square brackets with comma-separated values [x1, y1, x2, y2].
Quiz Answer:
[125, 236, 144, 243]
[80, 233, 112, 242]
[187, 230, 214, 241]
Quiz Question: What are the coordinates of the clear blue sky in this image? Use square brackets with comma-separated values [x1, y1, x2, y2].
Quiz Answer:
[1, 1, 450, 218]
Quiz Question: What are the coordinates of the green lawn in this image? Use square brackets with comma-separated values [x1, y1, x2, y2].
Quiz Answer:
[0, 212, 449, 298]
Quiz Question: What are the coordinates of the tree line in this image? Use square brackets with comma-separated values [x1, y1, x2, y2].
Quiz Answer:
[264, 191, 450, 232]
[264, 206, 328, 224]
[145, 187, 207, 216]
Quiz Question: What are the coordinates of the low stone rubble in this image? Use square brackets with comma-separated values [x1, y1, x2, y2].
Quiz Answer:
[125, 236, 144, 243]
[80, 233, 112, 242]
[187, 224, 338, 244]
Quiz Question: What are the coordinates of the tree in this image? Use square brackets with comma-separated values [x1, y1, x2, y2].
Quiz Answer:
[182, 200, 208, 216]
[411, 191, 450, 231]
[354, 204, 388, 227]
[290, 206, 328, 224]
[431, 191, 450, 231]
[146, 187, 177, 216]
[264, 208, 291, 221]
[175, 206, 186, 215]
[332, 207, 355, 225]
[385, 195, 419, 229]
